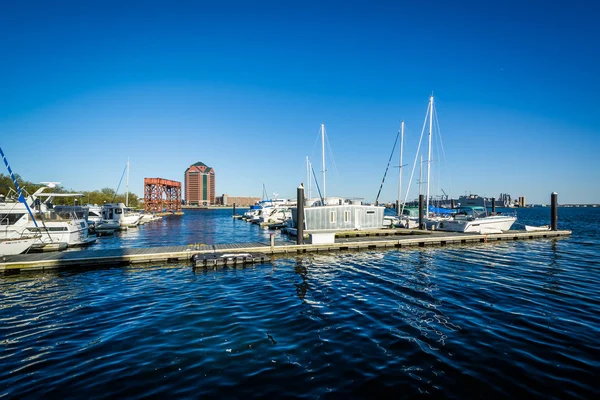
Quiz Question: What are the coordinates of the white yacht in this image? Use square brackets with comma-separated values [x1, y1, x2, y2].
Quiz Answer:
[258, 203, 294, 225]
[0, 185, 96, 250]
[86, 204, 104, 224]
[436, 206, 516, 234]
[101, 203, 143, 228]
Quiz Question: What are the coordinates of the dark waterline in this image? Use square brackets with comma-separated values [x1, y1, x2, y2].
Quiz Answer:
[1, 208, 599, 398]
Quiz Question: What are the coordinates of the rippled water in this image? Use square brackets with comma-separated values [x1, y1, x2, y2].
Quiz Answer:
[1, 208, 599, 398]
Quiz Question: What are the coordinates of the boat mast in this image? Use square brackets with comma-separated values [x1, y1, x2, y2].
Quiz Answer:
[306, 156, 310, 200]
[419, 154, 423, 197]
[126, 157, 130, 207]
[321, 124, 326, 201]
[426, 95, 433, 218]
[397, 121, 404, 217]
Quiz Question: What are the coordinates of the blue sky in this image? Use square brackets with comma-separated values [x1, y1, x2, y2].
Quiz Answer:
[1, 0, 598, 204]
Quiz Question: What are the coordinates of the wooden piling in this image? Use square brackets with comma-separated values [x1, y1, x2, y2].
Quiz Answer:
[491, 197, 496, 214]
[551, 192, 558, 231]
[419, 194, 424, 230]
[233, 202, 236, 215]
[297, 184, 304, 245]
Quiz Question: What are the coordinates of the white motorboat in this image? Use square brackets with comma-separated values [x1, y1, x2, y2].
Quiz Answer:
[436, 206, 516, 234]
[140, 213, 162, 223]
[102, 203, 143, 228]
[1, 185, 96, 249]
[525, 225, 550, 232]
[86, 204, 104, 223]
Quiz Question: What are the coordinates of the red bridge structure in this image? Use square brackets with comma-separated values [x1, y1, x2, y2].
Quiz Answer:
[144, 178, 182, 214]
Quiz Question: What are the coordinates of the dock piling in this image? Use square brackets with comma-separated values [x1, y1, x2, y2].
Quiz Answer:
[233, 202, 236, 216]
[419, 194, 424, 230]
[297, 184, 304, 245]
[551, 192, 558, 231]
[491, 198, 496, 214]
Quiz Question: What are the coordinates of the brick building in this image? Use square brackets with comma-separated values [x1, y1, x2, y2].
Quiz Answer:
[215, 194, 262, 206]
[184, 162, 215, 205]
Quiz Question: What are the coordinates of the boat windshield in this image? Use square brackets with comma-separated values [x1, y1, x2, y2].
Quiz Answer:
[455, 207, 488, 218]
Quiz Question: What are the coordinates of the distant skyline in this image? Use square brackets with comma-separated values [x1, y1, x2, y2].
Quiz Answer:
[1, 0, 598, 204]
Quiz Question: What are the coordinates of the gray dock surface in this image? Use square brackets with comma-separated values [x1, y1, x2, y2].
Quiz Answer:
[0, 229, 572, 272]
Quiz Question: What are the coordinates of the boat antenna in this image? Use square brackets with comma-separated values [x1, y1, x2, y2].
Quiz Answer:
[375, 128, 400, 205]
[0, 146, 39, 228]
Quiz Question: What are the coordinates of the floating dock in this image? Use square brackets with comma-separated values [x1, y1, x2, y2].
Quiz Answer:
[0, 229, 571, 272]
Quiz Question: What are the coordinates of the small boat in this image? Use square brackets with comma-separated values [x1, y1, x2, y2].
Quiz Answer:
[102, 203, 143, 228]
[525, 225, 550, 232]
[436, 206, 517, 233]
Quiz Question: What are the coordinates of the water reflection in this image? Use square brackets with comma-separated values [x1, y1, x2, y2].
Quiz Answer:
[293, 258, 309, 302]
[542, 240, 561, 293]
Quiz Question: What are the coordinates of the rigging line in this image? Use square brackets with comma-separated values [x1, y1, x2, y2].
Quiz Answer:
[324, 128, 340, 178]
[310, 125, 323, 168]
[400, 101, 430, 218]
[433, 102, 451, 195]
[375, 131, 400, 204]
[112, 163, 128, 202]
[311, 166, 324, 206]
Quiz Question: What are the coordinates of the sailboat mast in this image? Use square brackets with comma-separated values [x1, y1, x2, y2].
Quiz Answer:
[426, 95, 433, 217]
[419, 154, 423, 197]
[321, 124, 326, 201]
[126, 157, 130, 207]
[305, 156, 310, 200]
[397, 121, 404, 217]
[308, 161, 313, 199]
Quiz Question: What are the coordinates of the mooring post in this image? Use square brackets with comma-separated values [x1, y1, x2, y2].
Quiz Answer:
[395, 200, 399, 214]
[491, 197, 496, 214]
[233, 202, 236, 216]
[270, 233, 275, 250]
[451, 198, 455, 209]
[297, 183, 304, 245]
[419, 194, 424, 230]
[551, 192, 558, 231]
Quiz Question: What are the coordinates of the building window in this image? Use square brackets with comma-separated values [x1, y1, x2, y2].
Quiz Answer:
[330, 211, 336, 223]
[344, 211, 350, 222]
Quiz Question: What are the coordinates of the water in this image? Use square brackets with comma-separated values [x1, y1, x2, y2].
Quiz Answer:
[1, 208, 599, 398]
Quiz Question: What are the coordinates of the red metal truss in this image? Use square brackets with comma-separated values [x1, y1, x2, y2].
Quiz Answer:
[144, 178, 182, 213]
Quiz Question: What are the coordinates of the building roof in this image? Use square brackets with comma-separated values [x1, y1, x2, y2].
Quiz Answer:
[185, 161, 214, 174]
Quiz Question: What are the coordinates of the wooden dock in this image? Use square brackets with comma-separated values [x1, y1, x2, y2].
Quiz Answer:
[0, 229, 572, 272]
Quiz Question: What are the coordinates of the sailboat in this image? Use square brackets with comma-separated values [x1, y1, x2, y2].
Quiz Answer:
[99, 159, 143, 229]
[410, 96, 516, 233]
[289, 124, 385, 241]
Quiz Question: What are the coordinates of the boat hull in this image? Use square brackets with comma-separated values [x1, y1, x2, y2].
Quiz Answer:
[0, 237, 39, 256]
[437, 216, 516, 233]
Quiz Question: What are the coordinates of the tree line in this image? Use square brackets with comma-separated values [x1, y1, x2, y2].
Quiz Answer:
[0, 174, 141, 208]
